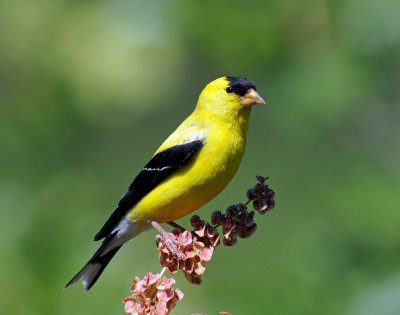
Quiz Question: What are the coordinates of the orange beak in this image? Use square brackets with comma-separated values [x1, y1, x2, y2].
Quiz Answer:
[240, 89, 266, 106]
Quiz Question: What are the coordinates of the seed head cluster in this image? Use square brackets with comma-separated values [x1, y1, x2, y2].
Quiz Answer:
[123, 271, 183, 315]
[156, 176, 275, 284]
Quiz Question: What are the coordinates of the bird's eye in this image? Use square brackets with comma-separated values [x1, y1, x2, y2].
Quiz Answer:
[226, 86, 234, 93]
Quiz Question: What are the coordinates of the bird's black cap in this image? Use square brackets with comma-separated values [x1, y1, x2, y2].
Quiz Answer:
[226, 76, 257, 96]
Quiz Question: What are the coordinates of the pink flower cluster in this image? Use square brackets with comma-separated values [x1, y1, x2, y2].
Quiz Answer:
[156, 221, 217, 284]
[123, 271, 183, 315]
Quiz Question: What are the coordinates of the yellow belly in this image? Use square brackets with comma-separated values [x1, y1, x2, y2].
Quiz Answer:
[127, 124, 246, 223]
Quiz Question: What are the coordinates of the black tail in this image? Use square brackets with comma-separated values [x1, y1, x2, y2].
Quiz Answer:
[65, 235, 122, 291]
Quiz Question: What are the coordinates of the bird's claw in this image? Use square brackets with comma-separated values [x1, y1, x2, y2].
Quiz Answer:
[152, 221, 184, 261]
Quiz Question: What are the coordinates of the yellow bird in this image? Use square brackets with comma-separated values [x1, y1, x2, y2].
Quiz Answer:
[65, 76, 265, 290]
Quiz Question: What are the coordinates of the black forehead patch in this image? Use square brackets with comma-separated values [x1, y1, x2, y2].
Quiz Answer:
[226, 76, 256, 96]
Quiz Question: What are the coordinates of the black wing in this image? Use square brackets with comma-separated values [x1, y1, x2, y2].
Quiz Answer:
[94, 140, 203, 241]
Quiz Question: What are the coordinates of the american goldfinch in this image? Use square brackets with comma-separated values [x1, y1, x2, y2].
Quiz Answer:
[66, 76, 265, 290]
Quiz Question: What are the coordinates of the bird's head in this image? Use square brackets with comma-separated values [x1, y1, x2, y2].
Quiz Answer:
[196, 76, 265, 118]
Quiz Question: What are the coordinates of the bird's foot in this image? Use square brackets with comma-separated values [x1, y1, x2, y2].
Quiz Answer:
[151, 221, 184, 261]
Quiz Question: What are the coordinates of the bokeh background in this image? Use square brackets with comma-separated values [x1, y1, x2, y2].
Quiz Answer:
[1, 0, 400, 314]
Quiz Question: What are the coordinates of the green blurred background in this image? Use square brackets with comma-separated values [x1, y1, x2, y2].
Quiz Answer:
[1, 0, 400, 314]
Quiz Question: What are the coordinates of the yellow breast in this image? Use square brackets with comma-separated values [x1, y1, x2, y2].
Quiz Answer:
[127, 109, 250, 224]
